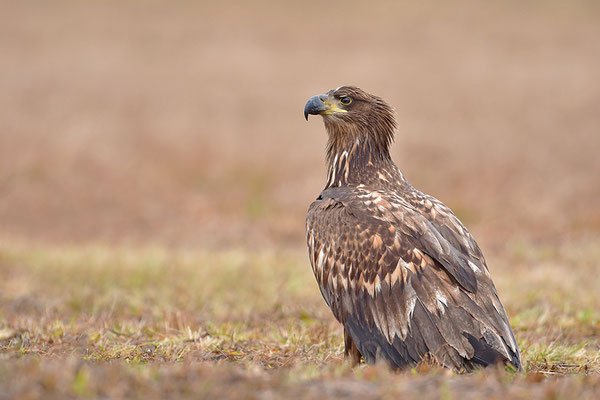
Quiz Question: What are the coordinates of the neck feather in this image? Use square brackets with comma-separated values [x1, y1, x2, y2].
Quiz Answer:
[323, 122, 401, 189]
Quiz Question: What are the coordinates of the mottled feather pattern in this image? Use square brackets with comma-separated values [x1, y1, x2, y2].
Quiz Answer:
[305, 86, 521, 372]
[307, 186, 519, 370]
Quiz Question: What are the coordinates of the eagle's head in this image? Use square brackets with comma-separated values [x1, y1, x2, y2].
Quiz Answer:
[304, 86, 396, 161]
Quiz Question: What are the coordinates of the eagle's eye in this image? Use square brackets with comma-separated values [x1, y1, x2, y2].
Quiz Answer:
[340, 96, 352, 105]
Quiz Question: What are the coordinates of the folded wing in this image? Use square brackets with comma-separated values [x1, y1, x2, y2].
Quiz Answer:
[306, 187, 520, 371]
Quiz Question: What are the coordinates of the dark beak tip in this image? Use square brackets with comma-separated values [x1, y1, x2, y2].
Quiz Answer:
[304, 111, 309, 121]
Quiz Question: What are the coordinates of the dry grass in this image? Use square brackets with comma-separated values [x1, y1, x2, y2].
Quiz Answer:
[1, 0, 600, 398]
[1, 239, 599, 398]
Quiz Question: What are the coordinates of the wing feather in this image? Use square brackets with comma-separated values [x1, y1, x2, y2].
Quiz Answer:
[306, 187, 521, 371]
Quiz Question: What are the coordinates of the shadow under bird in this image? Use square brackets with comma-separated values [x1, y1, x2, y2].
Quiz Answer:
[303, 86, 521, 372]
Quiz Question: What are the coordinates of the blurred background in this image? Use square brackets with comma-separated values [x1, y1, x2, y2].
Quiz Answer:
[1, 0, 599, 250]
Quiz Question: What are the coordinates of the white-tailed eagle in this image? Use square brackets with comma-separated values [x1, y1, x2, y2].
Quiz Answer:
[304, 86, 521, 372]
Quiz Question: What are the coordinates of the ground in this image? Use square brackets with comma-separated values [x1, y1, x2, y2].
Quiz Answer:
[1, 239, 599, 398]
[1, 1, 599, 399]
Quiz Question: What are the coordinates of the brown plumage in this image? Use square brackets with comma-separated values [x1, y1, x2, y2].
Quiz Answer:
[304, 86, 521, 372]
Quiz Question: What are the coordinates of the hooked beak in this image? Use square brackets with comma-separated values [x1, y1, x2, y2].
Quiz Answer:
[304, 94, 328, 120]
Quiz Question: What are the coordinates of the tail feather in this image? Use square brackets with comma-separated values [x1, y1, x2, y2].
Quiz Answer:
[345, 314, 521, 371]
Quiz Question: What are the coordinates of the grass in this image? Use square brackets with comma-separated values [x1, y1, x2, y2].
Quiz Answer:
[1, 238, 599, 398]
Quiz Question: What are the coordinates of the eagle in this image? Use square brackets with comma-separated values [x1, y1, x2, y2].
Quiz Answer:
[303, 86, 521, 372]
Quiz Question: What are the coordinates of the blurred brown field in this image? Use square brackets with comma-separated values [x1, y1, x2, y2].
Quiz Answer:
[1, 0, 599, 249]
[2, 1, 600, 398]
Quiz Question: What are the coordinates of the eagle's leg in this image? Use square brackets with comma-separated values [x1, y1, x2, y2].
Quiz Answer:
[344, 327, 362, 366]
